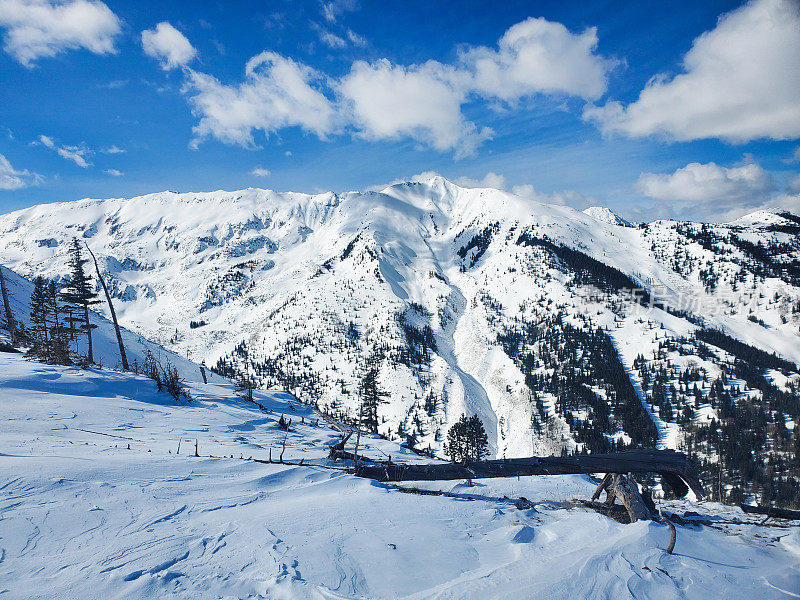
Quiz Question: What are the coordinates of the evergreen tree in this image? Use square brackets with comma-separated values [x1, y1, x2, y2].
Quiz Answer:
[60, 238, 100, 363]
[28, 276, 71, 364]
[444, 414, 489, 463]
[28, 276, 49, 359]
[46, 280, 70, 364]
[359, 362, 388, 434]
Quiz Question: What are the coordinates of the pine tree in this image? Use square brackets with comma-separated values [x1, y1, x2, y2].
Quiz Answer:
[46, 280, 70, 364]
[444, 414, 489, 463]
[359, 362, 388, 434]
[60, 238, 100, 363]
[28, 276, 49, 359]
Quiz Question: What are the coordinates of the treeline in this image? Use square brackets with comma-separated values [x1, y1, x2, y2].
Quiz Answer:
[498, 312, 657, 453]
[12, 239, 101, 366]
[634, 330, 799, 508]
[457, 222, 499, 270]
[516, 233, 652, 305]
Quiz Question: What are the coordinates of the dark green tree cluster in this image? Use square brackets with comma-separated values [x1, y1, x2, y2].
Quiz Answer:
[444, 414, 489, 463]
[60, 238, 100, 363]
[26, 276, 70, 364]
[498, 313, 657, 452]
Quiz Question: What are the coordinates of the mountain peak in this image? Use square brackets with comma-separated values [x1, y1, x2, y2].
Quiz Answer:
[582, 206, 633, 227]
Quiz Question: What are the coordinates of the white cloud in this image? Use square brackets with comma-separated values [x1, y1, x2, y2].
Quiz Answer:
[635, 161, 777, 220]
[321, 0, 358, 23]
[310, 22, 346, 49]
[141, 21, 196, 70]
[453, 172, 507, 190]
[38, 133, 91, 167]
[0, 0, 120, 67]
[461, 17, 611, 102]
[346, 29, 366, 47]
[101, 144, 124, 154]
[184, 51, 337, 149]
[340, 59, 492, 158]
[250, 167, 271, 177]
[177, 16, 610, 156]
[338, 17, 610, 157]
[585, 0, 800, 142]
[787, 174, 800, 194]
[636, 162, 774, 203]
[104, 168, 122, 176]
[0, 153, 36, 189]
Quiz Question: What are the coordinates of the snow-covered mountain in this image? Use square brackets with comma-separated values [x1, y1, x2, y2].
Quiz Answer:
[1, 176, 798, 504]
[583, 206, 633, 227]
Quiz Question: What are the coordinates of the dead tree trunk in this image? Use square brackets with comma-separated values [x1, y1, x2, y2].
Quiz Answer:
[0, 267, 17, 346]
[607, 474, 650, 523]
[354, 449, 704, 499]
[85, 243, 128, 370]
[740, 503, 800, 521]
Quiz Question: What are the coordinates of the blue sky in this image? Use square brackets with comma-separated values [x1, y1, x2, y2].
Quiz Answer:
[0, 0, 798, 221]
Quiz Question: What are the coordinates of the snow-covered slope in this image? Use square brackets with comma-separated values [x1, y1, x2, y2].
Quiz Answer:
[0, 178, 798, 502]
[1, 350, 797, 599]
[583, 205, 633, 227]
[0, 264, 200, 381]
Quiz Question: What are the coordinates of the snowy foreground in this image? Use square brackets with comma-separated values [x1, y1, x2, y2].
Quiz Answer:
[1, 352, 799, 599]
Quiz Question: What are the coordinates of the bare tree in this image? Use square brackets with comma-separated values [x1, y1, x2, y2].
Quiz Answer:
[84, 243, 128, 371]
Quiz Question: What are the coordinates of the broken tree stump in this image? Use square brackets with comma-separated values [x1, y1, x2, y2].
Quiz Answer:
[592, 473, 613, 501]
[328, 431, 353, 461]
[607, 473, 650, 523]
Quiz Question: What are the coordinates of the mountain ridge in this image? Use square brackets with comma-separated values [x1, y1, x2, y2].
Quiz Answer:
[1, 177, 799, 504]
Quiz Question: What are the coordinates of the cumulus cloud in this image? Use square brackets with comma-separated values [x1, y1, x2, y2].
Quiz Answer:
[184, 51, 337, 149]
[340, 60, 492, 158]
[0, 153, 36, 189]
[636, 161, 774, 203]
[585, 0, 800, 143]
[338, 17, 611, 156]
[453, 172, 508, 190]
[250, 167, 271, 177]
[181, 16, 611, 156]
[104, 168, 122, 176]
[101, 144, 124, 154]
[38, 134, 91, 167]
[635, 161, 779, 220]
[0, 0, 120, 66]
[461, 17, 611, 102]
[141, 21, 196, 70]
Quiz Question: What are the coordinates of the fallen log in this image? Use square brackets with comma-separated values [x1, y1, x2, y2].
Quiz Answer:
[354, 448, 704, 499]
[740, 503, 800, 521]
